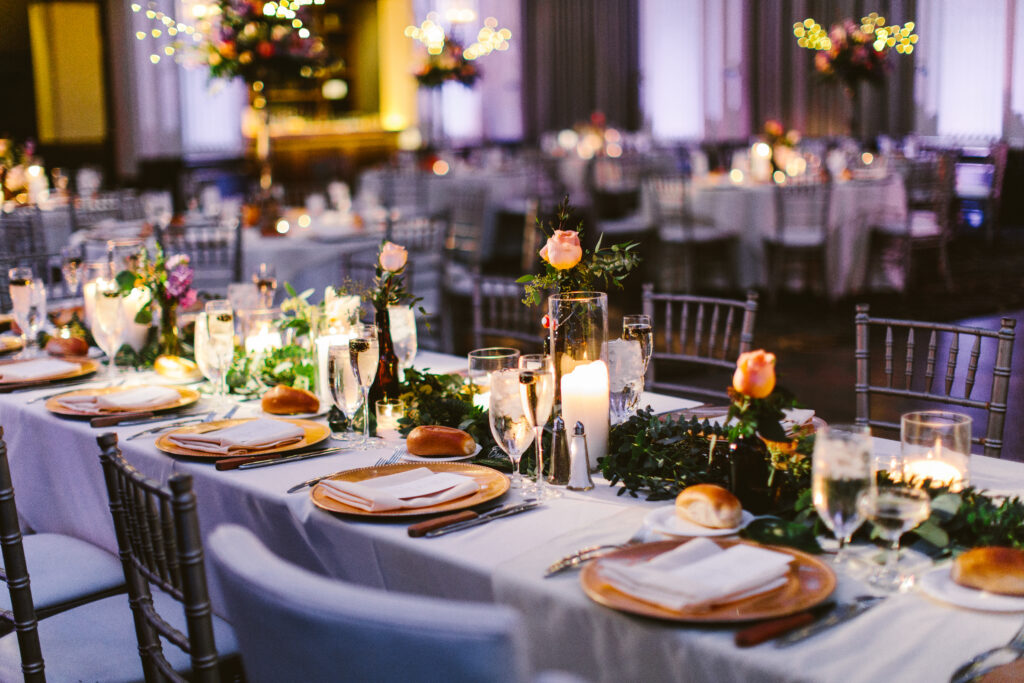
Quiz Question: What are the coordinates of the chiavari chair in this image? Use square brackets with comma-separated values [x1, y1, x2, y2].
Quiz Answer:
[471, 273, 544, 352]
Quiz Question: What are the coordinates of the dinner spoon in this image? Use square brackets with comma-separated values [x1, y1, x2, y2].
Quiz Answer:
[950, 620, 1024, 683]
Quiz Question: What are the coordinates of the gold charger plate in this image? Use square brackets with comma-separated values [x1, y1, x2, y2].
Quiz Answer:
[580, 539, 836, 623]
[45, 385, 201, 418]
[154, 417, 329, 459]
[0, 357, 99, 386]
[311, 462, 510, 518]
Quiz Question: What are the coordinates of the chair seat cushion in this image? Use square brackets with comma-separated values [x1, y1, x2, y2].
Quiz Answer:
[764, 229, 826, 247]
[0, 591, 238, 683]
[659, 224, 736, 244]
[0, 534, 124, 613]
[908, 210, 943, 237]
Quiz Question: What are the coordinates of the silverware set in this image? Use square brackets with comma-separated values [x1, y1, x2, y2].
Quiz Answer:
[544, 527, 650, 577]
[25, 379, 124, 404]
[373, 448, 404, 467]
[950, 621, 1024, 682]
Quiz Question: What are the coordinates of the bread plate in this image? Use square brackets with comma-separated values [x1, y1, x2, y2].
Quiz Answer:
[644, 505, 755, 538]
[399, 442, 483, 463]
[919, 566, 1024, 612]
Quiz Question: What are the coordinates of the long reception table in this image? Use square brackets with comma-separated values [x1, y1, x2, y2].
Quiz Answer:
[5, 351, 1023, 682]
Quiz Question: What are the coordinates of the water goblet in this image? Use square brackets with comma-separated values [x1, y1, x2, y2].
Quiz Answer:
[327, 343, 365, 444]
[468, 347, 520, 409]
[389, 305, 417, 381]
[253, 263, 277, 309]
[608, 338, 645, 425]
[489, 367, 535, 490]
[91, 277, 124, 377]
[857, 486, 932, 592]
[60, 246, 84, 296]
[622, 314, 653, 370]
[811, 423, 873, 565]
[519, 354, 558, 499]
[348, 323, 380, 448]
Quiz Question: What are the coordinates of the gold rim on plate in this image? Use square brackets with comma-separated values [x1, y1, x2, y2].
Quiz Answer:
[45, 385, 201, 417]
[311, 462, 510, 518]
[0, 357, 99, 386]
[580, 539, 836, 623]
[155, 417, 329, 459]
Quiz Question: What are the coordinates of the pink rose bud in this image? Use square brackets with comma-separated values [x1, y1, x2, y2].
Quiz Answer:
[379, 241, 408, 272]
[733, 350, 777, 399]
[539, 230, 583, 270]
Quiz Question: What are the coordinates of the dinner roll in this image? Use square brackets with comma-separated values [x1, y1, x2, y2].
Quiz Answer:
[261, 385, 320, 415]
[951, 547, 1024, 596]
[406, 425, 476, 457]
[675, 484, 743, 529]
[45, 335, 88, 357]
[154, 355, 203, 382]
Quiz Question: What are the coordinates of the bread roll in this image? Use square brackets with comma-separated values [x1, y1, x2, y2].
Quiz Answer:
[406, 426, 476, 457]
[154, 355, 202, 382]
[675, 484, 743, 529]
[261, 385, 320, 415]
[45, 336, 88, 357]
[951, 547, 1024, 596]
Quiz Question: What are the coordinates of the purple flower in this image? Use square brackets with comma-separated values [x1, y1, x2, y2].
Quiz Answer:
[166, 264, 194, 300]
[166, 254, 190, 270]
[178, 288, 198, 309]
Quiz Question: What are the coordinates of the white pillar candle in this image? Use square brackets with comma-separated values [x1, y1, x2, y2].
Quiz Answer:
[122, 288, 151, 351]
[560, 360, 610, 471]
[26, 165, 47, 205]
[315, 332, 352, 403]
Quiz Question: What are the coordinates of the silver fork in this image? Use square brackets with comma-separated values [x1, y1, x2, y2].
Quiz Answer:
[950, 621, 1024, 683]
[125, 412, 215, 441]
[373, 447, 404, 467]
[26, 380, 118, 404]
[544, 526, 649, 577]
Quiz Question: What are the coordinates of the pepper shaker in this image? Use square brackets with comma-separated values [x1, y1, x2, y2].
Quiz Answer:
[567, 421, 594, 491]
[548, 416, 571, 485]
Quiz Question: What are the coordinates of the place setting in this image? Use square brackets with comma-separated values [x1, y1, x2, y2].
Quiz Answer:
[45, 384, 201, 426]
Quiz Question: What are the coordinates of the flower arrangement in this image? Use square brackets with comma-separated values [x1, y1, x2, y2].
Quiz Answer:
[1, 139, 36, 201]
[116, 244, 198, 325]
[518, 197, 641, 306]
[794, 12, 917, 90]
[762, 120, 800, 149]
[371, 241, 419, 312]
[413, 38, 480, 88]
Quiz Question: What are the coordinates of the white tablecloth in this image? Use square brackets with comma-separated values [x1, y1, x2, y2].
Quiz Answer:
[3, 359, 1023, 682]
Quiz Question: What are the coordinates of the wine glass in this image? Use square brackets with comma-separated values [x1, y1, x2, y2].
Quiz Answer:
[9, 267, 47, 359]
[389, 305, 417, 381]
[519, 354, 559, 499]
[348, 323, 380, 448]
[489, 367, 535, 490]
[857, 486, 932, 592]
[193, 313, 217, 389]
[253, 263, 277, 309]
[204, 300, 235, 405]
[60, 246, 83, 296]
[327, 343, 364, 444]
[622, 314, 653, 370]
[467, 347, 520, 409]
[811, 423, 873, 565]
[91, 277, 124, 377]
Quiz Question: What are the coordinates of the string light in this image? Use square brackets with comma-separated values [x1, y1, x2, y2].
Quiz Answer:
[405, 12, 511, 60]
[794, 12, 917, 55]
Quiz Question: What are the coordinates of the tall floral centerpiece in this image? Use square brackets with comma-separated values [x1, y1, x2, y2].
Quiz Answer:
[368, 241, 418, 406]
[115, 244, 198, 357]
[794, 12, 918, 136]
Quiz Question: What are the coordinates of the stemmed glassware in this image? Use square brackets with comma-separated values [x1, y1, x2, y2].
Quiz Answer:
[327, 343, 364, 444]
[608, 338, 645, 424]
[518, 354, 559, 499]
[622, 314, 653, 371]
[348, 323, 380, 448]
[9, 267, 47, 359]
[204, 300, 235, 405]
[811, 423, 873, 565]
[489, 367, 535, 490]
[253, 263, 277, 309]
[193, 312, 216, 392]
[90, 274, 123, 376]
[60, 246, 83, 297]
[468, 347, 520, 409]
[389, 305, 418, 381]
[857, 486, 931, 592]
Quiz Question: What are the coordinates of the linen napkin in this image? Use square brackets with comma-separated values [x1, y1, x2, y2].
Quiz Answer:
[600, 538, 793, 612]
[0, 359, 80, 382]
[58, 385, 180, 412]
[318, 467, 480, 512]
[166, 418, 305, 454]
[781, 408, 816, 432]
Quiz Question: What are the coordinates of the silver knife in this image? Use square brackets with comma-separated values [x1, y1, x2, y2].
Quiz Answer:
[125, 416, 210, 440]
[425, 501, 542, 537]
[236, 447, 344, 470]
[288, 468, 351, 494]
[113, 410, 212, 428]
[774, 595, 884, 647]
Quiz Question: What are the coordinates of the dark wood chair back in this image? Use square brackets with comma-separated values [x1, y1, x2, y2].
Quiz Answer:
[471, 274, 544, 351]
[96, 433, 222, 682]
[641, 284, 758, 401]
[854, 305, 1016, 458]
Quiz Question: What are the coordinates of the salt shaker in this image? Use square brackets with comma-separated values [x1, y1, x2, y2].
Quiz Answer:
[548, 416, 571, 486]
[567, 421, 594, 491]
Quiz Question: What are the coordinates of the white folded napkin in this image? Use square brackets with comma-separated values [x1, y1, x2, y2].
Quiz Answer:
[601, 538, 793, 612]
[166, 418, 305, 454]
[318, 467, 480, 512]
[781, 408, 816, 431]
[0, 359, 80, 382]
[58, 385, 180, 412]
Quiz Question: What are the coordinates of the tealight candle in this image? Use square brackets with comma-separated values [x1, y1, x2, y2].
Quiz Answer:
[375, 399, 405, 442]
[244, 322, 282, 357]
[560, 360, 610, 471]
[900, 412, 971, 492]
[902, 457, 963, 490]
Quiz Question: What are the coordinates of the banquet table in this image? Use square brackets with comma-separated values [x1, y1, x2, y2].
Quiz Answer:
[4, 351, 1024, 682]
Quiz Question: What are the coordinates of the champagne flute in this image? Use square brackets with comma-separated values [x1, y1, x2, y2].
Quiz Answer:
[519, 354, 558, 499]
[9, 267, 46, 359]
[348, 323, 379, 448]
[622, 314, 653, 370]
[857, 486, 931, 592]
[328, 343, 364, 444]
[253, 263, 277, 309]
[60, 246, 84, 296]
[205, 300, 235, 404]
[489, 367, 535, 489]
[811, 423, 873, 565]
[92, 278, 124, 377]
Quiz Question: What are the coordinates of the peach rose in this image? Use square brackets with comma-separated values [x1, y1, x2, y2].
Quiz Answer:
[733, 350, 776, 399]
[379, 241, 408, 272]
[539, 230, 583, 270]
